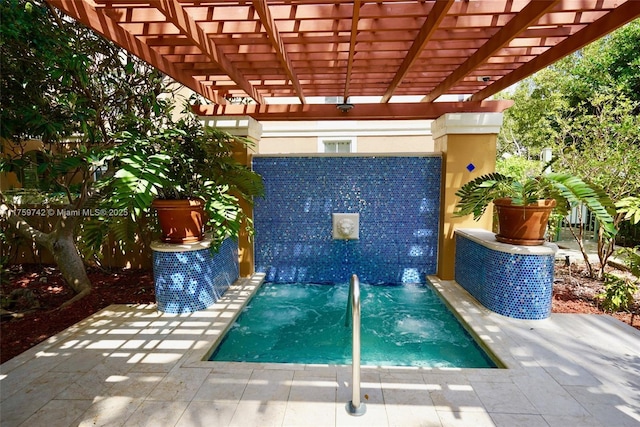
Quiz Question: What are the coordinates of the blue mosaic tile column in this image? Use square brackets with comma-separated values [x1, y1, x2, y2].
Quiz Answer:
[454, 229, 557, 320]
[252, 155, 442, 284]
[151, 237, 238, 313]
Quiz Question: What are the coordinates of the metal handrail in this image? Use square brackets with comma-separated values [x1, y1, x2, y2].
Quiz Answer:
[346, 274, 366, 416]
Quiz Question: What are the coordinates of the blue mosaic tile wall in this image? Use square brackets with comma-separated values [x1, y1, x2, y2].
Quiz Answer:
[153, 238, 238, 313]
[252, 156, 441, 284]
[454, 234, 554, 320]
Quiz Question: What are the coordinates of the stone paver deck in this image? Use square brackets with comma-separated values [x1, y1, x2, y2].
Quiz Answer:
[1, 274, 639, 426]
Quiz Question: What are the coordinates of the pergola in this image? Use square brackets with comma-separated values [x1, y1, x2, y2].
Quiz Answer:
[47, 0, 640, 278]
[47, 0, 640, 121]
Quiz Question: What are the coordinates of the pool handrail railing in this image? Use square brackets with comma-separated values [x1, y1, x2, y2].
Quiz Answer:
[346, 274, 366, 416]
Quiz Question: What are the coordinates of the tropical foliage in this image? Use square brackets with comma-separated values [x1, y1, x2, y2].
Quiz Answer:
[597, 273, 638, 313]
[0, 0, 262, 303]
[454, 163, 616, 238]
[80, 120, 264, 257]
[496, 19, 640, 278]
[1, 0, 175, 302]
[598, 244, 639, 315]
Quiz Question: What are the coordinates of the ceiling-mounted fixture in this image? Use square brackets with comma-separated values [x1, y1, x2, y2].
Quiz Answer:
[337, 102, 354, 113]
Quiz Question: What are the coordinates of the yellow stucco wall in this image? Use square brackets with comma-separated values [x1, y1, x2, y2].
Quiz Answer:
[435, 133, 497, 280]
[357, 135, 434, 153]
[1, 138, 45, 190]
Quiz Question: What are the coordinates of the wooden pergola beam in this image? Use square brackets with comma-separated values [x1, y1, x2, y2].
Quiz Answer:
[470, 1, 640, 101]
[342, 0, 361, 103]
[49, 0, 639, 114]
[47, 0, 221, 104]
[423, 0, 559, 103]
[252, 0, 306, 104]
[193, 100, 514, 121]
[380, 0, 454, 103]
[155, 0, 264, 104]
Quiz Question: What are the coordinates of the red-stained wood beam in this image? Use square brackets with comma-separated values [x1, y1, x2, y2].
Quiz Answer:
[47, 0, 221, 104]
[423, 0, 560, 102]
[380, 0, 454, 103]
[342, 0, 361, 102]
[192, 100, 514, 121]
[469, 2, 640, 101]
[252, 0, 306, 104]
[154, 0, 264, 104]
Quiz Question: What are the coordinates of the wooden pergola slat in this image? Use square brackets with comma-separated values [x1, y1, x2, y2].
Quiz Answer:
[380, 0, 454, 103]
[422, 0, 559, 102]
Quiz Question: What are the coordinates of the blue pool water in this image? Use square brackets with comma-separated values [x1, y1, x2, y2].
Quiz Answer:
[209, 282, 497, 368]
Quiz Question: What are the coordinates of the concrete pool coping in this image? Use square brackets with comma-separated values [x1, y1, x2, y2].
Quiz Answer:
[1, 274, 639, 426]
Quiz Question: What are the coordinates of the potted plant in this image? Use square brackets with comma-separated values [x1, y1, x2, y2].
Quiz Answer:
[454, 163, 616, 245]
[104, 118, 264, 248]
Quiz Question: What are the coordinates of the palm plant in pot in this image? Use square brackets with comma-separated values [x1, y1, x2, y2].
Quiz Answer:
[103, 118, 264, 248]
[454, 162, 616, 245]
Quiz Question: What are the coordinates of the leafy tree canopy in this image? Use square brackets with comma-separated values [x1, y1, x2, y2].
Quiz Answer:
[497, 19, 640, 157]
[495, 19, 640, 277]
[0, 1, 262, 303]
[0, 0, 173, 145]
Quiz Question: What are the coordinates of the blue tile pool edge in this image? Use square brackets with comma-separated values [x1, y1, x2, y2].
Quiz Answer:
[196, 273, 506, 370]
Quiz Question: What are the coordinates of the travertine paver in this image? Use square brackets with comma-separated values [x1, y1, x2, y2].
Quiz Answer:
[1, 275, 639, 427]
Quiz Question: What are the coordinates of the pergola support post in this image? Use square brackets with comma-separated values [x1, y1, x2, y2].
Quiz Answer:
[433, 112, 503, 280]
[198, 116, 263, 277]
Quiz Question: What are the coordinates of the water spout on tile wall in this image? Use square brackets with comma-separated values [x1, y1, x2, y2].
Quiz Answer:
[333, 213, 359, 240]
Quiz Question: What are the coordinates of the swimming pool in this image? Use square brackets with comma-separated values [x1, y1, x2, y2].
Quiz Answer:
[209, 281, 497, 368]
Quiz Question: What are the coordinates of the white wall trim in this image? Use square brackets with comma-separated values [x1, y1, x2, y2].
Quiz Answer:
[262, 120, 431, 138]
[197, 115, 263, 141]
[432, 113, 503, 139]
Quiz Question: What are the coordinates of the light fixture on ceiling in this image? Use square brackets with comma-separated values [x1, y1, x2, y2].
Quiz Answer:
[477, 76, 491, 82]
[337, 102, 354, 113]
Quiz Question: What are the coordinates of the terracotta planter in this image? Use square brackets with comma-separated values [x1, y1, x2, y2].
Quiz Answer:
[152, 198, 205, 243]
[493, 198, 556, 246]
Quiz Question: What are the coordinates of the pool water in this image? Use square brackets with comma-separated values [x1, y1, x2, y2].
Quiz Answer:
[209, 282, 497, 368]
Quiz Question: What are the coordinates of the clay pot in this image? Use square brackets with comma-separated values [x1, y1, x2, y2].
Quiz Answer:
[152, 198, 205, 243]
[493, 198, 556, 246]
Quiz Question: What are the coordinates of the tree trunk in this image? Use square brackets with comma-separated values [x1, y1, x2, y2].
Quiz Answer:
[597, 231, 615, 280]
[46, 233, 92, 306]
[1, 203, 92, 305]
[566, 219, 595, 278]
[596, 214, 625, 280]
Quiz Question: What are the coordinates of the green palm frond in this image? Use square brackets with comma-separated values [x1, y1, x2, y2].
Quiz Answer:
[545, 173, 616, 237]
[78, 217, 109, 260]
[454, 172, 514, 220]
[109, 152, 171, 218]
[455, 164, 616, 238]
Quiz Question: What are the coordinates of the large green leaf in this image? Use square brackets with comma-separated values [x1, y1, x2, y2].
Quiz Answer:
[546, 173, 616, 237]
[454, 173, 515, 220]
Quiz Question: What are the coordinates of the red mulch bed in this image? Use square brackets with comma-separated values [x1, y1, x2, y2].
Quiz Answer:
[1, 261, 638, 364]
[1, 265, 155, 364]
[551, 262, 639, 329]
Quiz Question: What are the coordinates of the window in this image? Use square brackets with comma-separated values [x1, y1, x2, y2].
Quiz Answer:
[19, 150, 46, 189]
[319, 136, 357, 153]
[323, 140, 352, 153]
[93, 164, 108, 181]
